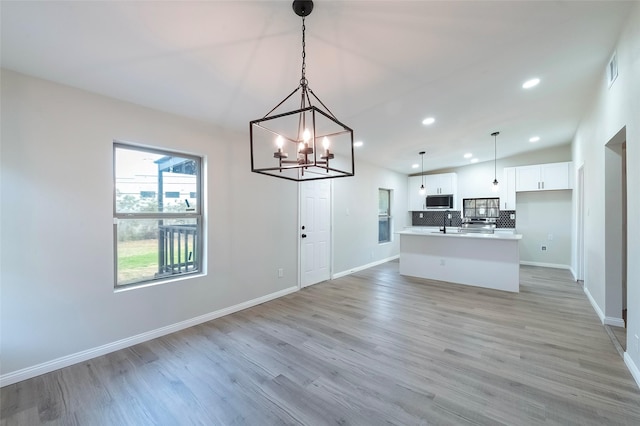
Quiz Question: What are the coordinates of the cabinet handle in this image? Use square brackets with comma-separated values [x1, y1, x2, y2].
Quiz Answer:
[542, 181, 544, 189]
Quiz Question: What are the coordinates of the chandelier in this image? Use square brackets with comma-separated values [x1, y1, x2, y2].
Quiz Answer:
[249, 0, 355, 181]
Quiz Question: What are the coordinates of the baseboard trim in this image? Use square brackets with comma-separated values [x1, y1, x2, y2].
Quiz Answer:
[520, 261, 571, 270]
[582, 286, 625, 327]
[332, 255, 399, 279]
[0, 286, 299, 388]
[604, 317, 626, 327]
[624, 352, 640, 389]
[584, 287, 606, 324]
[569, 267, 577, 281]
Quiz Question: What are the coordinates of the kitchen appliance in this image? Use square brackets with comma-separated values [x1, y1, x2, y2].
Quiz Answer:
[459, 197, 499, 233]
[426, 194, 454, 209]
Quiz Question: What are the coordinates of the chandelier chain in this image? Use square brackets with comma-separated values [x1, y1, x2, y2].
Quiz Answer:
[300, 16, 307, 87]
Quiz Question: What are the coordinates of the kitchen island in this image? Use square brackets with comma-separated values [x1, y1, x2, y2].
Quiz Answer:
[398, 228, 523, 292]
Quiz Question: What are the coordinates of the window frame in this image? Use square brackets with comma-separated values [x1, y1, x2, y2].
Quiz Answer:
[113, 142, 204, 289]
[378, 188, 392, 244]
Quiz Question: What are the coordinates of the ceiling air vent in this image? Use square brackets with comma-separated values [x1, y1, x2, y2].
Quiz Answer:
[607, 51, 618, 88]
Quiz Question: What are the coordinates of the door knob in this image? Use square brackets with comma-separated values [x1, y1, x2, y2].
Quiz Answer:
[301, 234, 307, 238]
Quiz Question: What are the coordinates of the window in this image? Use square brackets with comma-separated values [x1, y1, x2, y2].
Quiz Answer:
[378, 188, 391, 243]
[114, 143, 202, 288]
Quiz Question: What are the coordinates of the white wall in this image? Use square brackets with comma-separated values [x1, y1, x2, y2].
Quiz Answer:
[332, 160, 408, 275]
[516, 191, 572, 268]
[571, 2, 640, 383]
[0, 70, 300, 379]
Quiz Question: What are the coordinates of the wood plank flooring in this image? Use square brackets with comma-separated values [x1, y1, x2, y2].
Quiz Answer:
[2, 262, 639, 425]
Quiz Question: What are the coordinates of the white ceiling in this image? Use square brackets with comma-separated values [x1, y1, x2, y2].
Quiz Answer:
[1, 1, 632, 174]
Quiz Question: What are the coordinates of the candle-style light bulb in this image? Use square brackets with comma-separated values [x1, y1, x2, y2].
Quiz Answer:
[276, 135, 284, 150]
[303, 128, 311, 143]
[322, 137, 330, 151]
[298, 141, 305, 152]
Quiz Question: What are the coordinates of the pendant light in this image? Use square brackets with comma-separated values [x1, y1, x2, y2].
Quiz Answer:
[249, 0, 355, 182]
[418, 151, 426, 195]
[491, 131, 500, 192]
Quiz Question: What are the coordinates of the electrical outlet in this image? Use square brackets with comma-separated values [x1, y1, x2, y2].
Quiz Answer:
[277, 268, 284, 278]
[440, 259, 445, 266]
[510, 213, 515, 220]
[548, 233, 554, 241]
[541, 245, 547, 251]
[419, 213, 423, 218]
[447, 213, 452, 219]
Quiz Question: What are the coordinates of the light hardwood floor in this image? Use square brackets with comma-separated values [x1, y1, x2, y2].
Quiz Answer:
[2, 262, 639, 425]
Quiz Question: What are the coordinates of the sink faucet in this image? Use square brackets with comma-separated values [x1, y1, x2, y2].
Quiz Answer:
[440, 210, 450, 233]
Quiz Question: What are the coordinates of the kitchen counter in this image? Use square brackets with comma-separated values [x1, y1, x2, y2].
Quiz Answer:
[399, 227, 521, 240]
[399, 227, 522, 292]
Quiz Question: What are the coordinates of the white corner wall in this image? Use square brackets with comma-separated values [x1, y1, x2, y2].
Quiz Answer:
[516, 191, 572, 268]
[332, 160, 408, 276]
[0, 70, 299, 383]
[571, 2, 640, 384]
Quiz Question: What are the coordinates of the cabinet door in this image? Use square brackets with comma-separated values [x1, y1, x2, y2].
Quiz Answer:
[503, 167, 516, 210]
[424, 174, 440, 195]
[515, 165, 542, 191]
[408, 176, 426, 210]
[541, 162, 570, 190]
[438, 173, 456, 194]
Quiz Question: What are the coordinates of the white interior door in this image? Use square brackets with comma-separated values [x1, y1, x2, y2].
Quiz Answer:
[300, 180, 331, 288]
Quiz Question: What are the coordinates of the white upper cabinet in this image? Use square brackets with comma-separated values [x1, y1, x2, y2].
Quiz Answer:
[408, 175, 426, 211]
[515, 162, 572, 192]
[407, 172, 458, 211]
[502, 167, 517, 210]
[425, 173, 457, 195]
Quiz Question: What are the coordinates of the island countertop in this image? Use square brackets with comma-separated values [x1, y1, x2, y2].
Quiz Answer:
[398, 227, 522, 240]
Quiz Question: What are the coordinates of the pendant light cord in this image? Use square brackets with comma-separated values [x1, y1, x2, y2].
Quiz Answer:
[491, 131, 499, 185]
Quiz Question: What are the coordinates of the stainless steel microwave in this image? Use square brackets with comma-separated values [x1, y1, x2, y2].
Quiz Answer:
[426, 194, 454, 209]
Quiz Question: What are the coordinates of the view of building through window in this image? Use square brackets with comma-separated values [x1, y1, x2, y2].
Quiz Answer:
[114, 143, 202, 287]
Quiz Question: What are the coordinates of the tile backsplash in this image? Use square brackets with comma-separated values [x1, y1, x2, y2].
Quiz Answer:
[412, 210, 516, 228]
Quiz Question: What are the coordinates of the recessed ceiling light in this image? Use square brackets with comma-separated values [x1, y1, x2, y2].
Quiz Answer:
[529, 136, 540, 143]
[353, 141, 364, 147]
[470, 158, 479, 163]
[411, 163, 419, 169]
[464, 153, 473, 159]
[522, 78, 540, 89]
[422, 117, 435, 126]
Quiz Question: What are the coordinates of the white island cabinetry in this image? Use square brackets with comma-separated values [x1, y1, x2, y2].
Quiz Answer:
[399, 229, 522, 292]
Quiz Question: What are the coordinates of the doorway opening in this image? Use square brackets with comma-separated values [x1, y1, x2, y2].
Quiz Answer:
[604, 127, 627, 351]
